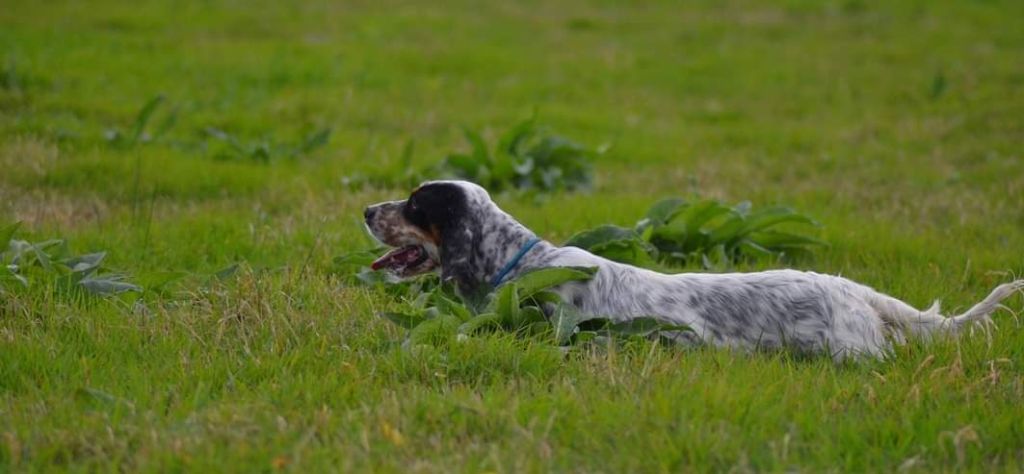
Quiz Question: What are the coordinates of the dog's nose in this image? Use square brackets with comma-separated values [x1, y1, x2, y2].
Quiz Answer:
[364, 207, 377, 221]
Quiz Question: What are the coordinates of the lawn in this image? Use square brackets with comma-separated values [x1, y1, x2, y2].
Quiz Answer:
[2, 0, 1024, 471]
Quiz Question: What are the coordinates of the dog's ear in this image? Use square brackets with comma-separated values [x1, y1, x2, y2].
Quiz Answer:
[410, 182, 488, 302]
[438, 225, 487, 305]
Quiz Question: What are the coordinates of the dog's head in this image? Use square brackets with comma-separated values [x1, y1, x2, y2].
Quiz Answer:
[363, 180, 495, 281]
[365, 180, 537, 299]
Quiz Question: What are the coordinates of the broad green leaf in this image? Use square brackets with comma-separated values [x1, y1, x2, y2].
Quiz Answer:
[78, 275, 142, 295]
[636, 197, 687, 231]
[62, 252, 106, 275]
[564, 225, 638, 250]
[578, 317, 693, 337]
[576, 318, 611, 332]
[511, 266, 597, 301]
[551, 302, 588, 345]
[732, 207, 818, 237]
[39, 239, 69, 260]
[458, 312, 503, 335]
[26, 241, 55, 272]
[406, 314, 460, 346]
[378, 310, 428, 330]
[486, 282, 520, 324]
[524, 321, 552, 337]
[748, 230, 827, 250]
[651, 200, 731, 255]
[606, 317, 671, 337]
[524, 290, 564, 307]
[431, 292, 473, 322]
[736, 240, 777, 259]
[589, 239, 657, 267]
[512, 306, 547, 329]
[704, 212, 748, 244]
[677, 200, 733, 236]
[575, 333, 615, 349]
[700, 244, 731, 270]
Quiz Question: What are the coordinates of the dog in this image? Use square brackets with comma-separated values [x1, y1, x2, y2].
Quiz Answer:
[364, 180, 1023, 360]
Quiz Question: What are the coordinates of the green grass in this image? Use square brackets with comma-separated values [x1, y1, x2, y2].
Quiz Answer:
[2, 0, 1024, 471]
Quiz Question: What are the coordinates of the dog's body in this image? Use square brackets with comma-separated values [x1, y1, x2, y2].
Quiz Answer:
[365, 180, 1023, 360]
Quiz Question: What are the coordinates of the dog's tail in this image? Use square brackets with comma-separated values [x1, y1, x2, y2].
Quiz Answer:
[867, 280, 1024, 337]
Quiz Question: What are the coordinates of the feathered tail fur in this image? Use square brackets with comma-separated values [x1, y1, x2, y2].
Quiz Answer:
[868, 280, 1024, 338]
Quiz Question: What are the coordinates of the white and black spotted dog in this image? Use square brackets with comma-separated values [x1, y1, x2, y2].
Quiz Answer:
[364, 180, 1023, 360]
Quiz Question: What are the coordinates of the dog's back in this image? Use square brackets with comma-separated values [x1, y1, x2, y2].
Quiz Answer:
[544, 246, 1022, 360]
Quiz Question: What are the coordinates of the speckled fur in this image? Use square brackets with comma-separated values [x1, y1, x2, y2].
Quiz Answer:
[366, 180, 1024, 360]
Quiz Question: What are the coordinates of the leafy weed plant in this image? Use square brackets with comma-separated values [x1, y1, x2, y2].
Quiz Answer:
[438, 118, 599, 192]
[566, 197, 825, 269]
[1, 222, 141, 296]
[342, 259, 691, 350]
[104, 94, 177, 147]
[204, 126, 331, 163]
[345, 118, 601, 193]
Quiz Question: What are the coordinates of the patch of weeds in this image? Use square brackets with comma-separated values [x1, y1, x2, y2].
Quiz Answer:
[105, 94, 177, 147]
[344, 117, 602, 193]
[204, 126, 331, 163]
[333, 248, 690, 350]
[102, 94, 332, 162]
[438, 117, 599, 192]
[566, 197, 825, 269]
[388, 266, 689, 351]
[1, 222, 141, 296]
[1, 60, 23, 92]
[0, 58, 50, 95]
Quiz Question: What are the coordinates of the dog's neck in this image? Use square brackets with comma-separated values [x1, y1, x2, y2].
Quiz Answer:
[476, 206, 543, 282]
[446, 202, 554, 301]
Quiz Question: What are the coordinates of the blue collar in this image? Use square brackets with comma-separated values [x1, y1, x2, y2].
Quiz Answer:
[489, 237, 542, 287]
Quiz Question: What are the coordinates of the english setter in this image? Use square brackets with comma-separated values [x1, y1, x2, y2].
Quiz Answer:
[364, 180, 1023, 360]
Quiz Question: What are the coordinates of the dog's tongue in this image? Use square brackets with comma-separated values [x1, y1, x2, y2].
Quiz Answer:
[371, 245, 423, 271]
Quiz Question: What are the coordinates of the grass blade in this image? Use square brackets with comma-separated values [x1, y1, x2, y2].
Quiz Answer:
[130, 94, 165, 144]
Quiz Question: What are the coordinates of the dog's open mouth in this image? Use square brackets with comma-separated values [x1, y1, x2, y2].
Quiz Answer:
[371, 245, 429, 272]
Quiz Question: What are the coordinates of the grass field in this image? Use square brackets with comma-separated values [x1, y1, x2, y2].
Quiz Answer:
[3, 0, 1024, 471]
